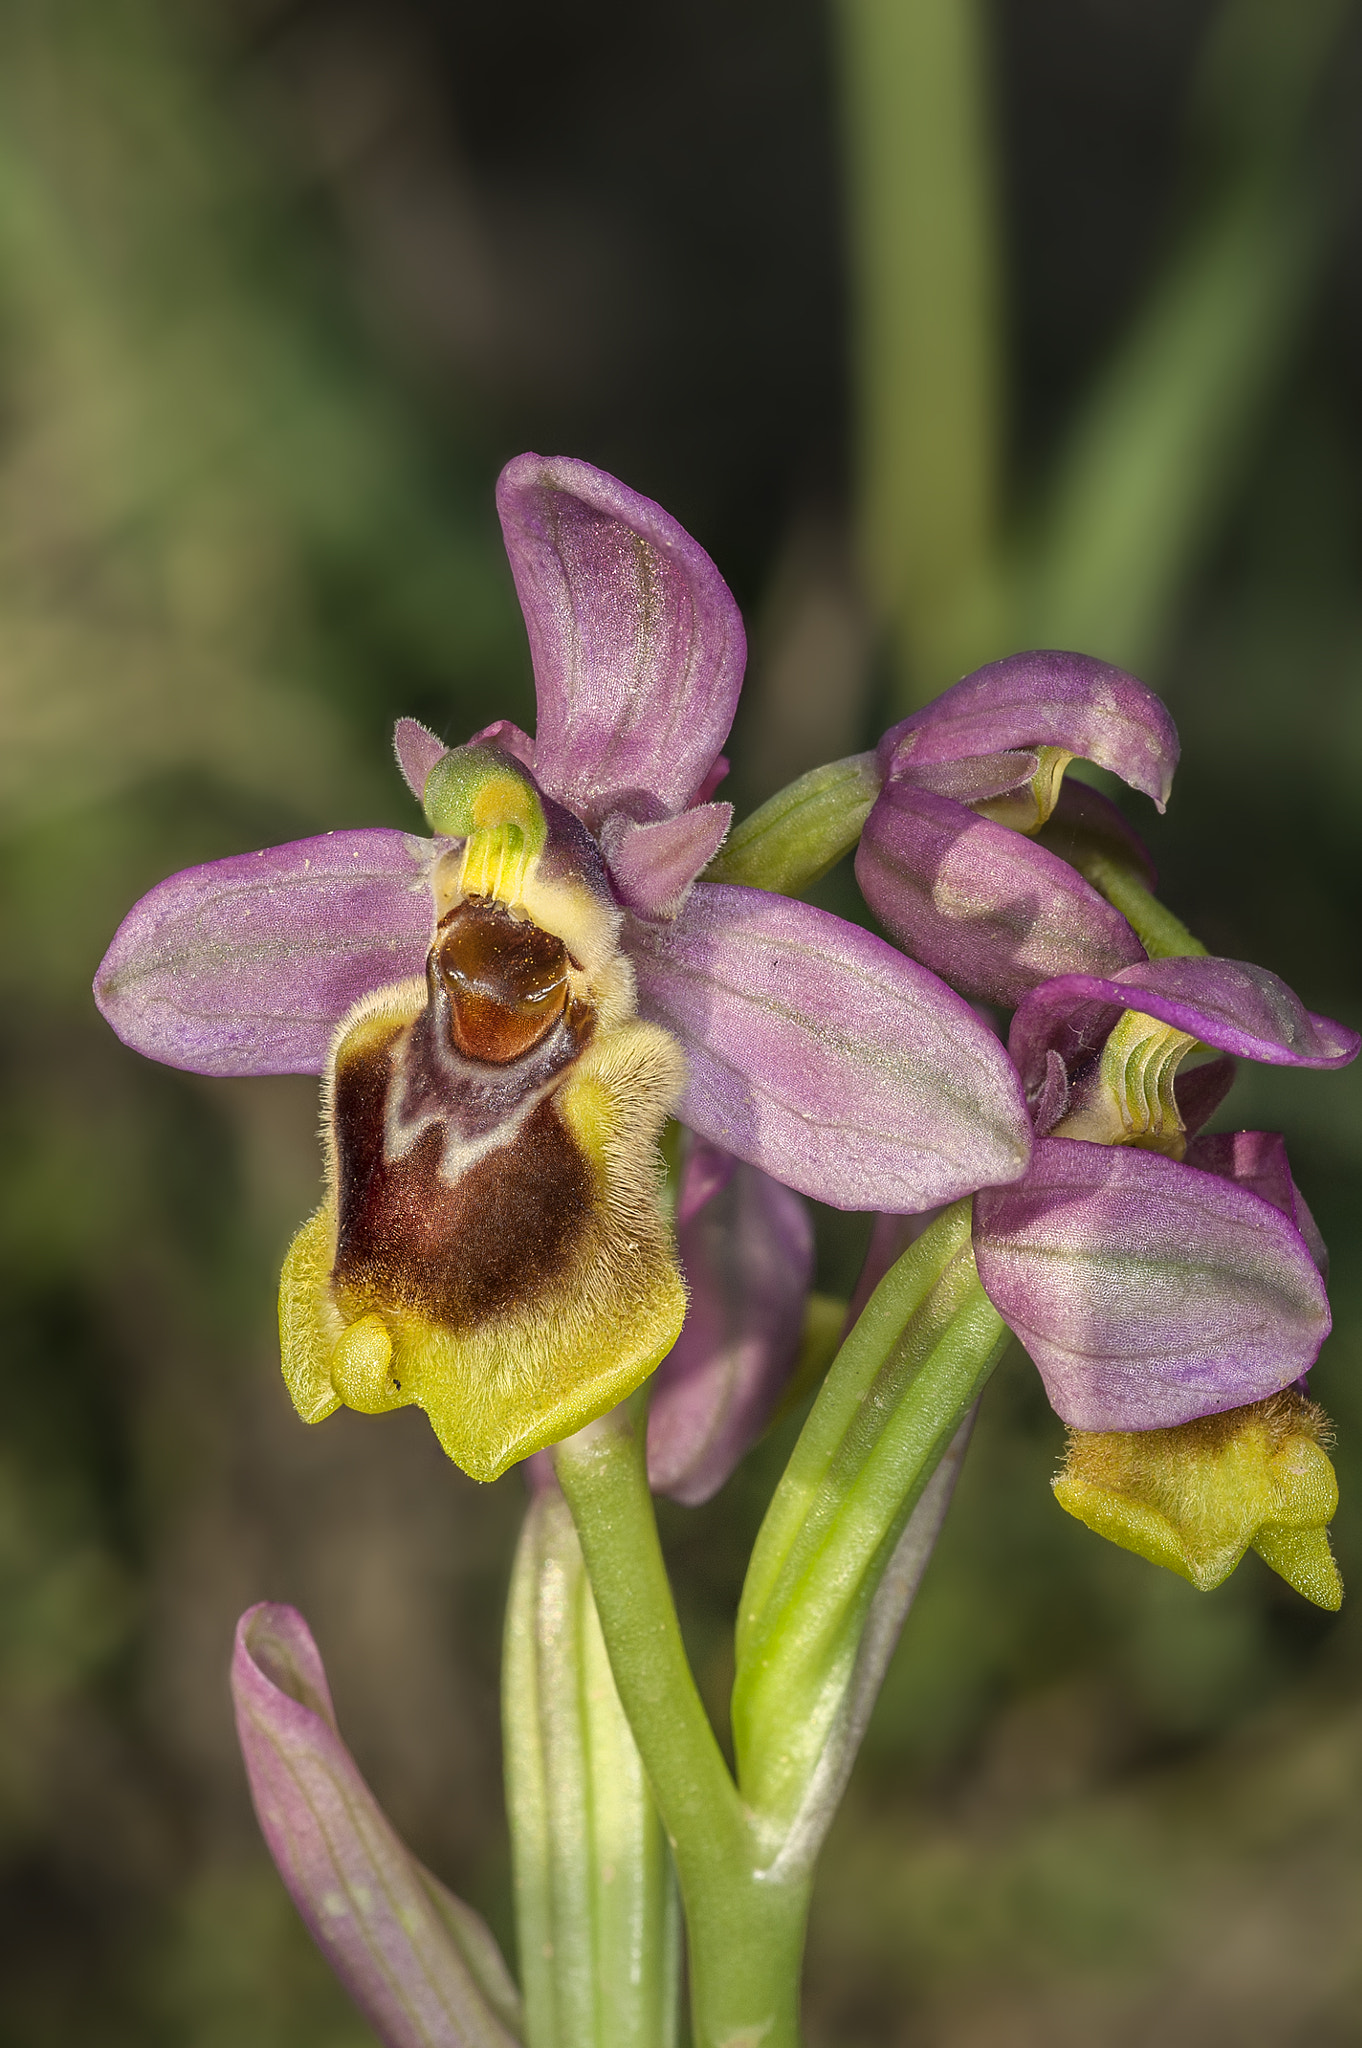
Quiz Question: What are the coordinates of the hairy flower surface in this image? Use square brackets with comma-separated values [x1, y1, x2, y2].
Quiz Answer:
[1053, 1392, 1342, 1609]
[856, 650, 1179, 1004]
[96, 454, 1031, 1480]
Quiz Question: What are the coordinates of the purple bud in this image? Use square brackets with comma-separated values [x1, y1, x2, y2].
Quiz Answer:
[647, 1138, 814, 1503]
[878, 650, 1179, 809]
[856, 778, 1146, 1008]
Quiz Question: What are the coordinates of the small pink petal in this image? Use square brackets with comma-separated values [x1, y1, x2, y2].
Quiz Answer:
[600, 803, 733, 920]
[394, 718, 449, 803]
[693, 755, 731, 804]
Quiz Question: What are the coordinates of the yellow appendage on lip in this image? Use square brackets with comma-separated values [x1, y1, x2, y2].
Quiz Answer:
[1054, 1391, 1342, 1609]
[973, 745, 1075, 835]
[1052, 1006, 1199, 1160]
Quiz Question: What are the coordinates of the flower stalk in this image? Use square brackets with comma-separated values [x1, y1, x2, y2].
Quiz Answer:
[503, 1479, 682, 2048]
[732, 1201, 1007, 1851]
[554, 1207, 1014, 2048]
[554, 1398, 809, 2048]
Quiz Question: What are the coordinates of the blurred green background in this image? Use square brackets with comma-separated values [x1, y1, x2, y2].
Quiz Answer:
[4, 1, 1362, 2041]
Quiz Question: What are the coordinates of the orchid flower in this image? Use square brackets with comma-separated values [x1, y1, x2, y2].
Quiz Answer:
[965, 955, 1358, 1604]
[848, 643, 1359, 1606]
[95, 454, 1030, 1483]
[855, 650, 1180, 1004]
[971, 954, 1355, 1426]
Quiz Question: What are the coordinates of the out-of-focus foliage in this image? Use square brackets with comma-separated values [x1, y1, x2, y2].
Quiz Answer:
[4, 1, 1362, 2042]
[0, 2, 528, 2037]
[842, 0, 1356, 697]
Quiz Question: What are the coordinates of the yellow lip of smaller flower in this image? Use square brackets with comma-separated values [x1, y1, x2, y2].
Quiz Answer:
[1053, 1391, 1343, 1609]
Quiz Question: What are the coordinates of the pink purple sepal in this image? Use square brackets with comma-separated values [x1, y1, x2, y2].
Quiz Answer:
[857, 650, 1179, 1007]
[232, 1603, 522, 2047]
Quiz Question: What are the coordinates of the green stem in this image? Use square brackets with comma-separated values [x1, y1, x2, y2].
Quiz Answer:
[503, 1486, 681, 2048]
[1072, 849, 1207, 962]
[554, 1214, 1013, 2038]
[554, 1403, 811, 2048]
[553, 1404, 746, 1871]
[733, 1202, 1008, 1842]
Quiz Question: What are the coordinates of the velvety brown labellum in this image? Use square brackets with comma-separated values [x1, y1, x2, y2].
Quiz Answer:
[330, 899, 598, 1333]
[332, 1022, 595, 1331]
[434, 897, 570, 1063]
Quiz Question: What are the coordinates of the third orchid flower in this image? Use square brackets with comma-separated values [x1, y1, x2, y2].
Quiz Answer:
[968, 956, 1357, 1606]
[972, 955, 1356, 1431]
